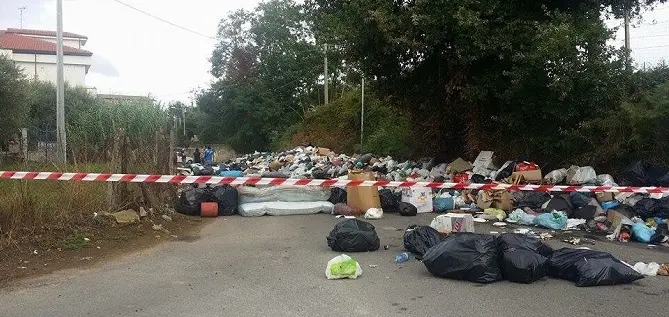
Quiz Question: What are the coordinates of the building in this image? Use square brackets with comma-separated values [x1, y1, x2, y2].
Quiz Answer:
[0, 28, 92, 87]
[97, 94, 153, 104]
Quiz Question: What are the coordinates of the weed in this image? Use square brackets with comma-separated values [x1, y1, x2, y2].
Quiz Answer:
[57, 232, 89, 250]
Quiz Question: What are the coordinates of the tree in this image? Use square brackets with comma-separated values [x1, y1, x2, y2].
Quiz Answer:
[305, 0, 666, 166]
[0, 56, 29, 143]
[198, 0, 324, 152]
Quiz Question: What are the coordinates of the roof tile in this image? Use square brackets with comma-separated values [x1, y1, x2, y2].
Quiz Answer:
[0, 33, 92, 56]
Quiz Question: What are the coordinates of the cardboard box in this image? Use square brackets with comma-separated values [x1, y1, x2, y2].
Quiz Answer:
[430, 213, 475, 234]
[511, 169, 542, 182]
[449, 158, 473, 173]
[476, 190, 513, 211]
[596, 192, 615, 203]
[318, 147, 331, 156]
[347, 170, 381, 212]
[607, 208, 634, 230]
[401, 188, 433, 214]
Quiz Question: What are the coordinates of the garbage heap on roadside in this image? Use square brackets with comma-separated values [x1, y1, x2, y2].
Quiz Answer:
[324, 219, 669, 285]
[174, 146, 669, 247]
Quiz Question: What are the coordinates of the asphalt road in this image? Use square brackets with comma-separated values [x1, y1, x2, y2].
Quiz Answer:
[1, 213, 669, 317]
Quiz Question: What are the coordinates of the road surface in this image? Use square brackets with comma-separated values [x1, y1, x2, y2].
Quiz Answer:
[1, 213, 668, 317]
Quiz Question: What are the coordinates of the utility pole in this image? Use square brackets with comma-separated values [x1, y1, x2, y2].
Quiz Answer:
[56, 0, 67, 163]
[360, 76, 365, 150]
[624, 8, 631, 69]
[19, 7, 26, 29]
[182, 107, 186, 136]
[324, 44, 329, 106]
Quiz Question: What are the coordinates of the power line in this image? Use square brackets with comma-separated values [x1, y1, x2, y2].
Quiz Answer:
[635, 44, 669, 50]
[110, 0, 215, 39]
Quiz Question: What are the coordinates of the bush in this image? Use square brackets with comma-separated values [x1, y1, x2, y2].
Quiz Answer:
[278, 90, 411, 159]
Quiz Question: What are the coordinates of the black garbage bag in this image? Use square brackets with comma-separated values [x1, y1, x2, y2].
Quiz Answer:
[210, 185, 238, 216]
[633, 198, 669, 220]
[497, 233, 553, 257]
[423, 233, 503, 284]
[651, 223, 669, 244]
[497, 234, 553, 284]
[494, 161, 516, 181]
[620, 161, 669, 187]
[573, 205, 598, 220]
[176, 187, 210, 216]
[398, 202, 418, 217]
[470, 174, 488, 184]
[380, 189, 400, 213]
[328, 187, 347, 205]
[548, 248, 644, 287]
[327, 219, 380, 252]
[545, 196, 573, 215]
[403, 225, 442, 258]
[570, 192, 593, 208]
[515, 192, 552, 210]
[500, 249, 548, 284]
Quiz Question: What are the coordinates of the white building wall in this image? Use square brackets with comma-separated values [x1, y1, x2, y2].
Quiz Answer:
[11, 53, 90, 86]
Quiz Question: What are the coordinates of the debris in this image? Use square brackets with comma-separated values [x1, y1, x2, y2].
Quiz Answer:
[325, 254, 362, 280]
[368, 264, 378, 268]
[473, 218, 487, 223]
[490, 231, 499, 234]
[633, 262, 660, 276]
[430, 213, 475, 234]
[32, 250, 38, 255]
[161, 214, 172, 222]
[83, 237, 90, 242]
[111, 209, 140, 224]
[404, 225, 442, 259]
[80, 257, 93, 261]
[327, 219, 380, 252]
[539, 233, 553, 240]
[658, 264, 669, 276]
[139, 207, 148, 218]
[152, 224, 163, 231]
[423, 233, 502, 283]
[384, 245, 389, 250]
[363, 207, 383, 220]
[549, 248, 643, 286]
[493, 222, 507, 227]
[18, 267, 27, 269]
[395, 252, 410, 264]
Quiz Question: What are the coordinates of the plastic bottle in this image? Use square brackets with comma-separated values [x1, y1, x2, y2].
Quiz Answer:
[395, 252, 410, 264]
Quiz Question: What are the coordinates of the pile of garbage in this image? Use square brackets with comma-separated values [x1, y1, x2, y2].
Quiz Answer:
[174, 145, 669, 246]
[323, 219, 667, 285]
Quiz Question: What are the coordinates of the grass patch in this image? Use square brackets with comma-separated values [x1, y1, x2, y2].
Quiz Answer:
[57, 232, 90, 250]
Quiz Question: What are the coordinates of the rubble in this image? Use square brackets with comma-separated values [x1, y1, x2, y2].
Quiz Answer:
[110, 210, 140, 224]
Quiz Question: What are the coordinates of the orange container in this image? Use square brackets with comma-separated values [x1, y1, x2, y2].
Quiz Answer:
[200, 202, 219, 217]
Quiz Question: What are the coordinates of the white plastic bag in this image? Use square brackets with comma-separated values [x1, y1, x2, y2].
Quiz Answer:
[363, 208, 383, 220]
[325, 254, 362, 280]
[401, 188, 433, 213]
[633, 262, 660, 276]
[597, 174, 618, 186]
[544, 168, 568, 184]
[567, 166, 597, 185]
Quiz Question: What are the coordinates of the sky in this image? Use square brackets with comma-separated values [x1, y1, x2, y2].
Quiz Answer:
[1, 1, 668, 103]
[0, 0, 259, 103]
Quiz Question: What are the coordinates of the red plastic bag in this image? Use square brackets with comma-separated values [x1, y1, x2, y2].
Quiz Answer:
[454, 173, 469, 184]
[516, 162, 539, 171]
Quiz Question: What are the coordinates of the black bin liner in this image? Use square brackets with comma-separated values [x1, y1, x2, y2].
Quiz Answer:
[176, 187, 210, 216]
[514, 192, 551, 210]
[398, 202, 418, 216]
[327, 219, 380, 252]
[210, 185, 239, 216]
[620, 161, 669, 187]
[497, 234, 553, 284]
[548, 248, 644, 287]
[423, 233, 503, 284]
[380, 189, 400, 213]
[328, 187, 347, 205]
[633, 197, 669, 220]
[403, 225, 442, 258]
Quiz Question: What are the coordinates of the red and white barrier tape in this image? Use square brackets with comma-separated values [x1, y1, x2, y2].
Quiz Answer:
[0, 171, 667, 194]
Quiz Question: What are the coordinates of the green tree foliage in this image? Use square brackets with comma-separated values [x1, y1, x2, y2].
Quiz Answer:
[198, 0, 325, 152]
[0, 56, 29, 142]
[305, 1, 669, 167]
